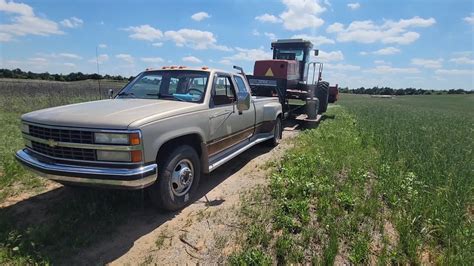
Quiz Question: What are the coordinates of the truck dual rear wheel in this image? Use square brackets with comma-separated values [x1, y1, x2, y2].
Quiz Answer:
[148, 145, 201, 211]
[266, 117, 282, 147]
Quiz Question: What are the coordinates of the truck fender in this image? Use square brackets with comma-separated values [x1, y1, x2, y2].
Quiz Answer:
[263, 102, 283, 121]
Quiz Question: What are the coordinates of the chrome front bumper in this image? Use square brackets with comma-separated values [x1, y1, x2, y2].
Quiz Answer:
[15, 149, 157, 189]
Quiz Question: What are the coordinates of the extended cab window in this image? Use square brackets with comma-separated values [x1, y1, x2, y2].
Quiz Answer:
[117, 70, 209, 103]
[212, 76, 236, 106]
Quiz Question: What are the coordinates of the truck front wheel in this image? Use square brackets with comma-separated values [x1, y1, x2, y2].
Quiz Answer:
[148, 145, 201, 211]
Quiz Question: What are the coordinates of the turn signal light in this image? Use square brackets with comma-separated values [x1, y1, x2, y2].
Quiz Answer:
[131, 150, 143, 162]
[129, 133, 141, 145]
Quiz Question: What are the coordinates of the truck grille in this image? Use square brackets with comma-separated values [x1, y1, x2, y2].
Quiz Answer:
[29, 125, 94, 144]
[31, 142, 96, 161]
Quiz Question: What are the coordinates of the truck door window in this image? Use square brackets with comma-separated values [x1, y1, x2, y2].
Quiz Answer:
[213, 76, 236, 106]
[168, 77, 179, 94]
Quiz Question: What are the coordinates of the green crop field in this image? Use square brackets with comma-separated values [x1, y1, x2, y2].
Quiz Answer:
[0, 80, 472, 264]
[231, 94, 473, 264]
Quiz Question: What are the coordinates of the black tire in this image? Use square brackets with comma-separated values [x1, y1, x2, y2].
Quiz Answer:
[315, 81, 329, 114]
[147, 145, 201, 211]
[266, 117, 282, 147]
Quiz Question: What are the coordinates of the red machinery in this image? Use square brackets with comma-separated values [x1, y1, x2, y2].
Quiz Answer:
[246, 39, 338, 119]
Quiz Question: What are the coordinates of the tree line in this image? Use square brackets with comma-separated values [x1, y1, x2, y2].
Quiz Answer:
[0, 68, 131, 82]
[339, 86, 472, 95]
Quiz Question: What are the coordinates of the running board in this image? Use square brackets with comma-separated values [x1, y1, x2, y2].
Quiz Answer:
[208, 135, 273, 172]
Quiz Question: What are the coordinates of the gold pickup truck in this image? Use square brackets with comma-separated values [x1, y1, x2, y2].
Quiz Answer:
[15, 67, 282, 210]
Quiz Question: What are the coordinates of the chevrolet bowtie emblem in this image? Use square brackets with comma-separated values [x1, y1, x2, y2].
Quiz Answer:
[47, 139, 58, 148]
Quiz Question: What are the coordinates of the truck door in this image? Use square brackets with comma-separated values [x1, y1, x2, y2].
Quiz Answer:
[207, 73, 255, 156]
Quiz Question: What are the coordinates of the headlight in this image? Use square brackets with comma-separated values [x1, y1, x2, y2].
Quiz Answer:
[96, 150, 142, 162]
[21, 123, 29, 134]
[94, 132, 140, 145]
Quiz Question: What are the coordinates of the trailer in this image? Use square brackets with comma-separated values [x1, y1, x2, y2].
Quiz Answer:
[244, 39, 338, 121]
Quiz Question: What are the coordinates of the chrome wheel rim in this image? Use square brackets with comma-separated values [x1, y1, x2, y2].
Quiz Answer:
[171, 159, 194, 197]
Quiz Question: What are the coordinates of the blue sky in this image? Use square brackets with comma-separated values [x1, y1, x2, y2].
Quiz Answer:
[0, 0, 473, 89]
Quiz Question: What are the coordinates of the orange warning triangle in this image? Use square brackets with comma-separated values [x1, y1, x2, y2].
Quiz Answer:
[265, 67, 274, 77]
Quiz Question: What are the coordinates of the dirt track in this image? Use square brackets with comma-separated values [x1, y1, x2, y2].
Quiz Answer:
[2, 120, 307, 264]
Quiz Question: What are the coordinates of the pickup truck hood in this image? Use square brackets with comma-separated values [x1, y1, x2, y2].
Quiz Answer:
[22, 99, 204, 129]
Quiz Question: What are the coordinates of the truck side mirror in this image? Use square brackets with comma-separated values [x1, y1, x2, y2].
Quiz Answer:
[314, 49, 319, 56]
[236, 91, 250, 113]
[108, 89, 114, 99]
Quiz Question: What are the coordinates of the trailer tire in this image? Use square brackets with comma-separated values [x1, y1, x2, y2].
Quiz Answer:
[266, 116, 282, 147]
[148, 145, 201, 211]
[316, 81, 329, 113]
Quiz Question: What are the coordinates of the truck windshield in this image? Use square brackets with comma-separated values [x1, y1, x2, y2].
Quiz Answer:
[116, 70, 209, 103]
[274, 48, 304, 61]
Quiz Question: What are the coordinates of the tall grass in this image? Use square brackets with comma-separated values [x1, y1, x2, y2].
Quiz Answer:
[341, 94, 473, 263]
[231, 94, 473, 264]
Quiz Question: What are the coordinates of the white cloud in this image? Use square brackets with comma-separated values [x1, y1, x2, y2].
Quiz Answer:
[116, 54, 134, 64]
[60, 17, 83, 28]
[0, 0, 63, 41]
[141, 57, 164, 63]
[152, 42, 163, 47]
[222, 47, 272, 62]
[314, 50, 344, 62]
[325, 63, 360, 71]
[219, 59, 232, 65]
[450, 57, 474, 65]
[365, 65, 420, 74]
[255, 0, 327, 31]
[291, 34, 335, 45]
[411, 58, 443, 69]
[124, 25, 163, 41]
[347, 2, 360, 10]
[36, 52, 82, 60]
[164, 28, 232, 51]
[191, 12, 210, 21]
[252, 29, 260, 36]
[182, 56, 202, 64]
[255, 13, 281, 23]
[372, 47, 401, 55]
[435, 69, 473, 75]
[374, 60, 390, 65]
[0, 0, 33, 16]
[58, 53, 82, 60]
[326, 16, 435, 45]
[63, 62, 76, 67]
[463, 13, 474, 25]
[280, 0, 326, 30]
[264, 32, 277, 40]
[98, 43, 107, 48]
[0, 32, 12, 41]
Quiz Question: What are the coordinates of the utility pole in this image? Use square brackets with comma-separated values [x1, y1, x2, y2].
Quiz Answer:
[96, 45, 102, 99]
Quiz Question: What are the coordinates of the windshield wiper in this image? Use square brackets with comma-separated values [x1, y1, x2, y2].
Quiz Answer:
[117, 92, 135, 98]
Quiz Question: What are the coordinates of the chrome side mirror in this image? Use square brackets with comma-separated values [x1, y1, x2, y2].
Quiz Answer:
[108, 89, 114, 99]
[236, 91, 250, 113]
